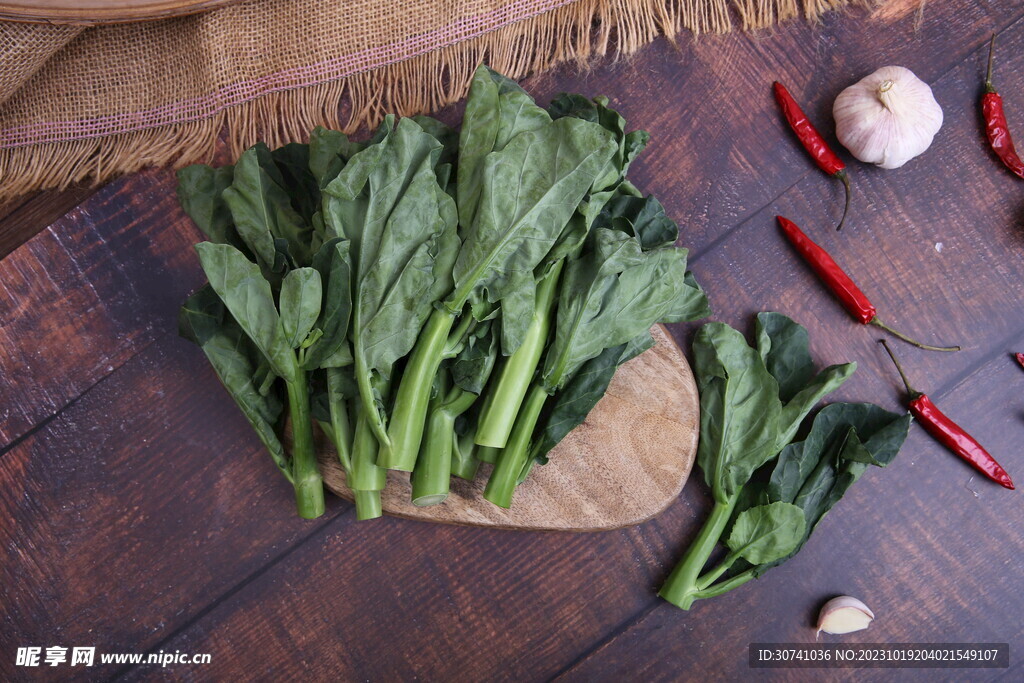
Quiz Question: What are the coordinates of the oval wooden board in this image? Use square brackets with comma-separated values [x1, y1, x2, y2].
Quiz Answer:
[0, 0, 237, 24]
[319, 325, 699, 532]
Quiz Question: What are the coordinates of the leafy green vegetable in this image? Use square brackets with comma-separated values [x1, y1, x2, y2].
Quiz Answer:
[659, 314, 905, 610]
[177, 66, 711, 525]
[323, 116, 459, 450]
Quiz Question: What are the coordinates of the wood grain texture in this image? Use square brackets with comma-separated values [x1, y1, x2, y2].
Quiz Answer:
[2, 1, 1024, 681]
[322, 325, 699, 531]
[0, 0, 238, 24]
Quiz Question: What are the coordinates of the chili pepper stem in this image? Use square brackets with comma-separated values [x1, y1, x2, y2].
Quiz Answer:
[870, 318, 960, 352]
[835, 170, 851, 231]
[878, 339, 922, 398]
[985, 34, 997, 93]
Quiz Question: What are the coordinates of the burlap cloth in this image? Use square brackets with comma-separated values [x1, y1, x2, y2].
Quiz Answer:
[0, 0, 868, 199]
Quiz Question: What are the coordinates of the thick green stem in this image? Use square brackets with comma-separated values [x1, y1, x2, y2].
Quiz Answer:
[451, 430, 480, 480]
[476, 260, 563, 448]
[411, 404, 455, 506]
[412, 386, 479, 505]
[476, 445, 499, 464]
[484, 383, 549, 508]
[352, 405, 386, 492]
[286, 368, 325, 519]
[381, 308, 455, 471]
[658, 495, 739, 609]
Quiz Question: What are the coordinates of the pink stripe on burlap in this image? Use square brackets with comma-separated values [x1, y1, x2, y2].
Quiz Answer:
[0, 0, 574, 149]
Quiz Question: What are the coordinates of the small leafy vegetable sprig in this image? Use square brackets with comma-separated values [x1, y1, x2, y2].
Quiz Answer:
[177, 66, 710, 519]
[659, 314, 911, 609]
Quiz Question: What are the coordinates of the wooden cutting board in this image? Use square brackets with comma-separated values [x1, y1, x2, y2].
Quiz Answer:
[319, 325, 699, 531]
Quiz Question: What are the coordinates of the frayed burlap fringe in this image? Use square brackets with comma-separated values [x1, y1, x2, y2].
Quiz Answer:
[0, 0, 869, 200]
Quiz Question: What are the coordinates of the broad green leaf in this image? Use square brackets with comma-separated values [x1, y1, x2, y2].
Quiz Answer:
[775, 363, 856, 450]
[451, 322, 498, 395]
[179, 286, 290, 482]
[548, 93, 649, 194]
[176, 164, 242, 250]
[692, 322, 782, 503]
[532, 342, 626, 464]
[279, 267, 322, 348]
[726, 502, 806, 565]
[446, 116, 617, 347]
[755, 312, 816, 402]
[271, 142, 319, 225]
[457, 66, 551, 228]
[195, 242, 297, 381]
[542, 229, 706, 390]
[309, 126, 363, 188]
[302, 238, 353, 369]
[596, 194, 678, 251]
[755, 313, 855, 450]
[224, 143, 313, 268]
[753, 402, 910, 575]
[323, 117, 459, 437]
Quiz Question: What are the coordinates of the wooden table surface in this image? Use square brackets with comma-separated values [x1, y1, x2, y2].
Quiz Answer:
[2, 2, 1023, 680]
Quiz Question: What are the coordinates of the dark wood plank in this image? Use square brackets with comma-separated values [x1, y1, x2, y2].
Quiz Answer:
[0, 170, 202, 449]
[0, 334, 350, 682]
[0, 185, 96, 259]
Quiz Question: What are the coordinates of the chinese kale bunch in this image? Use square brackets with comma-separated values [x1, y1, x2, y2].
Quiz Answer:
[659, 313, 911, 609]
[177, 66, 709, 519]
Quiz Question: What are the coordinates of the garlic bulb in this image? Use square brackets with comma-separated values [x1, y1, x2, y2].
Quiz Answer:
[834, 66, 943, 169]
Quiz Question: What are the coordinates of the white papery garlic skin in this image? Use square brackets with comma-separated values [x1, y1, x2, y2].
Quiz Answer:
[834, 66, 943, 169]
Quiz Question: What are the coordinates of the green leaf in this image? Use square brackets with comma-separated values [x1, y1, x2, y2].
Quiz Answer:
[597, 194, 678, 251]
[309, 126, 363, 188]
[755, 313, 855, 450]
[548, 93, 649, 193]
[726, 502, 806, 565]
[194, 242, 297, 381]
[532, 342, 626, 463]
[450, 322, 498, 395]
[447, 116, 616, 333]
[542, 229, 706, 390]
[176, 164, 242, 249]
[755, 312, 816, 402]
[279, 267, 322, 348]
[224, 143, 313, 268]
[323, 117, 459, 437]
[755, 402, 911, 575]
[302, 238, 353, 369]
[179, 286, 290, 482]
[271, 142, 319, 225]
[457, 65, 551, 228]
[692, 322, 782, 503]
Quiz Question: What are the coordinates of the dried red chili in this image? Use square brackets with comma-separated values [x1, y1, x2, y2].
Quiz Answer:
[880, 340, 1015, 490]
[774, 81, 852, 230]
[1016, 352, 1024, 370]
[777, 216, 960, 352]
[982, 35, 1024, 180]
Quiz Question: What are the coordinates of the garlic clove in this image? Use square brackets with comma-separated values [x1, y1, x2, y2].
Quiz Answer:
[834, 66, 943, 169]
[817, 596, 875, 636]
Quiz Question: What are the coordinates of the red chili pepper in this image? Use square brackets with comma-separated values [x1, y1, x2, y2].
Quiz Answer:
[1016, 352, 1024, 370]
[774, 81, 852, 230]
[880, 340, 1014, 490]
[777, 216, 960, 352]
[982, 35, 1024, 180]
